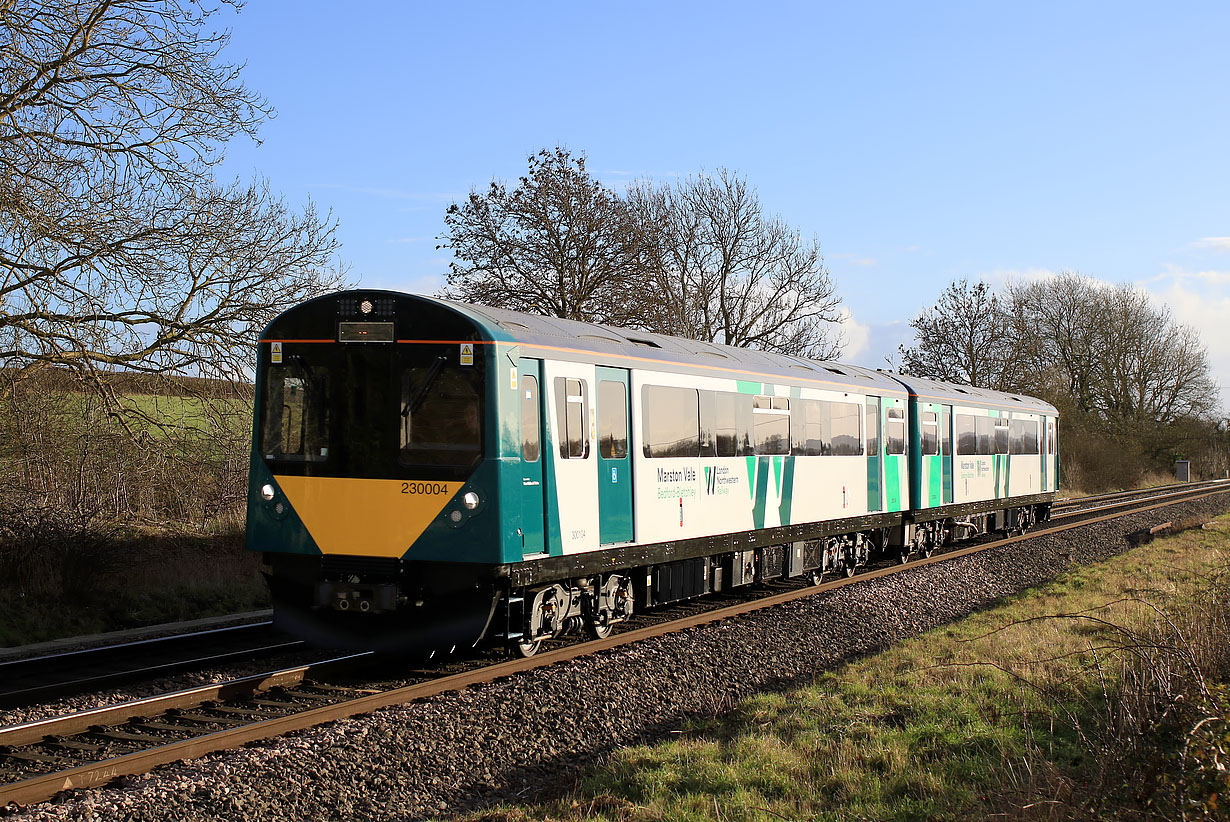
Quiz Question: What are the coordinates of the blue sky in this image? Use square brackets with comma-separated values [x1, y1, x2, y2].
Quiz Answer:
[216, 2, 1230, 404]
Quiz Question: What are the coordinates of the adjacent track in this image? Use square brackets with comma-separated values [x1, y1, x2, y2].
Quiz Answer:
[0, 622, 304, 710]
[3, 480, 1227, 809]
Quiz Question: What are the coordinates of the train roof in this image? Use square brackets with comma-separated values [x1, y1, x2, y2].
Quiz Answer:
[889, 373, 1058, 415]
[437, 297, 909, 396]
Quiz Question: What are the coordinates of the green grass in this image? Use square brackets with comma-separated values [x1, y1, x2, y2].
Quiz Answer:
[465, 518, 1230, 822]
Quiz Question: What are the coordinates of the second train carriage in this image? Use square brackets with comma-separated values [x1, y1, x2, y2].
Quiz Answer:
[246, 291, 1060, 655]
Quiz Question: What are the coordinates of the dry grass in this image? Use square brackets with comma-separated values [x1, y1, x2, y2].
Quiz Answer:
[461, 518, 1230, 822]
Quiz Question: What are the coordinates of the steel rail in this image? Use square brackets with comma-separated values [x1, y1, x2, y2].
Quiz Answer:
[3, 483, 1229, 809]
[0, 622, 305, 709]
[1052, 479, 1227, 513]
[1050, 482, 1228, 522]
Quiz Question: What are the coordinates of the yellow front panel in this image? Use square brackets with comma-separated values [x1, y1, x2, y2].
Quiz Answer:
[275, 476, 462, 557]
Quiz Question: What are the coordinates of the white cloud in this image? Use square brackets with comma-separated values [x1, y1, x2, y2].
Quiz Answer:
[980, 267, 1061, 289]
[837, 307, 870, 360]
[832, 252, 876, 267]
[1138, 265, 1230, 410]
[1192, 237, 1230, 253]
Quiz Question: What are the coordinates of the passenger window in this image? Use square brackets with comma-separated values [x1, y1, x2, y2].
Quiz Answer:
[865, 399, 880, 456]
[753, 395, 790, 455]
[922, 423, 939, 456]
[886, 421, 906, 455]
[956, 414, 976, 455]
[700, 391, 755, 457]
[554, 377, 590, 459]
[642, 385, 700, 457]
[1010, 418, 1039, 455]
[262, 366, 330, 461]
[885, 405, 905, 455]
[829, 402, 863, 455]
[995, 421, 1009, 455]
[791, 399, 824, 456]
[941, 411, 951, 456]
[521, 376, 540, 462]
[975, 416, 995, 455]
[598, 380, 628, 459]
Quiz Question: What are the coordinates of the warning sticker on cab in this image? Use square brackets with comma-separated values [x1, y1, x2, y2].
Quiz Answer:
[460, 343, 474, 366]
[271, 342, 283, 364]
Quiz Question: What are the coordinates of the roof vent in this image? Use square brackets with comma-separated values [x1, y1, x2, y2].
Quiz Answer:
[623, 336, 661, 348]
[825, 367, 846, 376]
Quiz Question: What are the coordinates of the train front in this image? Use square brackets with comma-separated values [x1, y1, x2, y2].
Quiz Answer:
[245, 291, 503, 654]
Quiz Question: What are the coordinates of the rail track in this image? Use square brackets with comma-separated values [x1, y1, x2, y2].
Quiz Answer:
[2, 480, 1226, 809]
[0, 621, 307, 710]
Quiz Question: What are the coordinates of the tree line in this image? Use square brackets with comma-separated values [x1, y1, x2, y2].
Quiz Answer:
[439, 147, 845, 360]
[899, 275, 1223, 489]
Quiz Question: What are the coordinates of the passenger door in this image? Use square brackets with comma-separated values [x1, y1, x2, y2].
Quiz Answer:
[866, 396, 882, 512]
[596, 366, 633, 544]
[1041, 416, 1053, 492]
[518, 359, 547, 557]
[941, 406, 954, 504]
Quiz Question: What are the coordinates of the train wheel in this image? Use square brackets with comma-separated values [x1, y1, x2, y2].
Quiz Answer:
[897, 548, 910, 565]
[809, 569, 824, 586]
[584, 617, 613, 640]
[515, 635, 542, 657]
[842, 559, 855, 578]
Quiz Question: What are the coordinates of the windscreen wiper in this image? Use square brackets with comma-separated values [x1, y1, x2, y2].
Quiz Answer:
[401, 356, 446, 418]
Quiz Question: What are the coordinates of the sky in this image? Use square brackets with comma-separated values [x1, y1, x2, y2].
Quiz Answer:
[214, 1, 1230, 406]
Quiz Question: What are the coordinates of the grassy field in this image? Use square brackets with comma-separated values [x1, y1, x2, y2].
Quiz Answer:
[467, 519, 1230, 822]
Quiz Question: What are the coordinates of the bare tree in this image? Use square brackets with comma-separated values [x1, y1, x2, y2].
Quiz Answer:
[631, 170, 843, 360]
[898, 279, 1013, 389]
[0, 0, 346, 427]
[1005, 273, 1105, 412]
[1005, 273, 1215, 431]
[439, 147, 650, 326]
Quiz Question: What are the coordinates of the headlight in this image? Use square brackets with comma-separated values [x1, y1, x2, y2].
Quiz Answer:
[462, 491, 480, 510]
[260, 484, 275, 501]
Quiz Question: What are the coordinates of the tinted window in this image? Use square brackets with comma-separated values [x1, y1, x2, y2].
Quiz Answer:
[700, 391, 753, 457]
[1010, 418, 1039, 455]
[643, 385, 700, 457]
[598, 380, 628, 459]
[754, 396, 789, 455]
[400, 365, 482, 466]
[941, 410, 951, 456]
[956, 414, 977, 455]
[866, 399, 880, 456]
[886, 421, 906, 455]
[521, 376, 540, 462]
[791, 399, 824, 456]
[554, 378, 590, 459]
[262, 365, 330, 461]
[975, 416, 995, 455]
[995, 421, 1009, 455]
[830, 402, 862, 456]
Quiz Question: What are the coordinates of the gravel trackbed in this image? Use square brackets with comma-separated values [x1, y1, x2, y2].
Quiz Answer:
[7, 495, 1229, 822]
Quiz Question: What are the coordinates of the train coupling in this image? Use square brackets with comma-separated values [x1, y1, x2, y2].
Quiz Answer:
[314, 581, 401, 614]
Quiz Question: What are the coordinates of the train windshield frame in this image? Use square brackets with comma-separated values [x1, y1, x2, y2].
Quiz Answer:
[257, 342, 484, 479]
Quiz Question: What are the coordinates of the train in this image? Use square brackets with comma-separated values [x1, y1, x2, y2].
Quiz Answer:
[246, 291, 1059, 656]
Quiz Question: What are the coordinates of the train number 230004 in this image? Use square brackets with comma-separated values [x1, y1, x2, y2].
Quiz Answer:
[401, 482, 449, 496]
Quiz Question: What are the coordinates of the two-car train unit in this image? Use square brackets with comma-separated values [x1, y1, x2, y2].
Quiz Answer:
[246, 291, 1059, 656]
